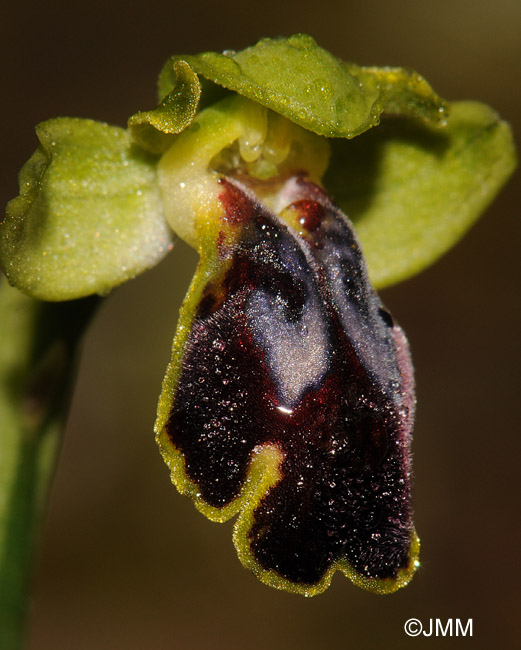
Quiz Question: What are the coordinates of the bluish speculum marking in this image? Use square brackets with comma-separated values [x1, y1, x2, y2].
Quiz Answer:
[245, 225, 329, 409]
[164, 175, 416, 588]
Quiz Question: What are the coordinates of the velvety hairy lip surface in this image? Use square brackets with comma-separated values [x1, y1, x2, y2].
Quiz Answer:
[160, 175, 418, 594]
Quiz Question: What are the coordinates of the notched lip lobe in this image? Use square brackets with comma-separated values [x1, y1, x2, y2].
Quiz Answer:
[161, 169, 417, 593]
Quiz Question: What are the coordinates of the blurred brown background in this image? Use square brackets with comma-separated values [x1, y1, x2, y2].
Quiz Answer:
[2, 1, 520, 648]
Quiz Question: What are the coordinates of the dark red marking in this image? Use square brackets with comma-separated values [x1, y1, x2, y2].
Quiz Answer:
[166, 177, 415, 586]
[218, 177, 256, 224]
[291, 199, 326, 232]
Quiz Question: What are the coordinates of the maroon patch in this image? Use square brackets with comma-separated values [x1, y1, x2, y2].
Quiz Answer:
[291, 198, 326, 232]
[218, 177, 256, 224]
[165, 177, 416, 588]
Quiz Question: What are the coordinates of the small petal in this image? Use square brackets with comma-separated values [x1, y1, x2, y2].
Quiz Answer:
[128, 61, 201, 154]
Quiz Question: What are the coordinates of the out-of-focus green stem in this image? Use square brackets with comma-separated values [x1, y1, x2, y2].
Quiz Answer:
[0, 277, 98, 649]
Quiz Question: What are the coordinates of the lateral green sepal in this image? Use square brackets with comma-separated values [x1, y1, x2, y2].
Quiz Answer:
[0, 118, 173, 301]
[324, 101, 517, 288]
[159, 34, 447, 139]
[129, 61, 201, 154]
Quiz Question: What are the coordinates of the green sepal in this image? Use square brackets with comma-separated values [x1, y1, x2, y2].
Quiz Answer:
[351, 65, 448, 126]
[324, 101, 517, 288]
[159, 34, 447, 139]
[128, 61, 202, 154]
[0, 118, 173, 301]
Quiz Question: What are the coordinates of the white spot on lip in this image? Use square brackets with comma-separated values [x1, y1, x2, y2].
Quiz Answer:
[248, 287, 329, 407]
[276, 405, 293, 415]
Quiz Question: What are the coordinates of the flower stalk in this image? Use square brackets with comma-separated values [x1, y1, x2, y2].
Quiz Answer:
[0, 280, 97, 649]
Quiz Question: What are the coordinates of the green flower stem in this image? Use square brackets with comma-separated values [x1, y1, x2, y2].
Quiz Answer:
[0, 277, 98, 649]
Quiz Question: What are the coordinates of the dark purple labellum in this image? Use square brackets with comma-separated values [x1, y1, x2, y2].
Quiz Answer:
[157, 175, 418, 595]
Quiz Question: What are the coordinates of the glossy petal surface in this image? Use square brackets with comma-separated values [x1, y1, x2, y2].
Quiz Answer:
[156, 176, 418, 595]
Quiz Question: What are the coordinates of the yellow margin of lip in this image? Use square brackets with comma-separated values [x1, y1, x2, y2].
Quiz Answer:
[235, 508, 420, 597]
[157, 405, 420, 597]
[154, 175, 420, 597]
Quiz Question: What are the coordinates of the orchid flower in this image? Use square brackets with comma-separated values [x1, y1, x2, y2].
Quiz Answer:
[0, 35, 515, 604]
